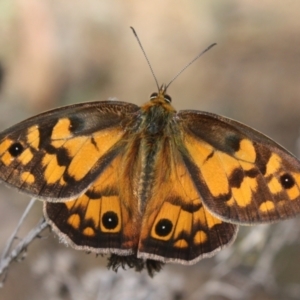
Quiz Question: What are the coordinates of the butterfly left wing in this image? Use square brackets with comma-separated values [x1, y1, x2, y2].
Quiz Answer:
[137, 136, 238, 264]
[0, 101, 139, 201]
[44, 138, 142, 255]
[178, 110, 300, 224]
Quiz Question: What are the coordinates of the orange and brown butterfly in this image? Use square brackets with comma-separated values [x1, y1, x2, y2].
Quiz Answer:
[1, 30, 300, 276]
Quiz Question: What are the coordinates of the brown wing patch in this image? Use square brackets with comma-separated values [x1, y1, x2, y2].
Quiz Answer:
[138, 139, 237, 264]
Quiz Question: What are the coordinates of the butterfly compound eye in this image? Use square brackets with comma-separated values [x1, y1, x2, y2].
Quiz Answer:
[150, 92, 158, 100]
[164, 94, 172, 103]
[8, 142, 24, 157]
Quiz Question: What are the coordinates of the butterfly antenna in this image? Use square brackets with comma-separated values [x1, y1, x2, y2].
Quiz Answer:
[166, 42, 217, 90]
[130, 27, 160, 91]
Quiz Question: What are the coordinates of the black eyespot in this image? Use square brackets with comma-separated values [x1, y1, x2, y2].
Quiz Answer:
[164, 94, 172, 103]
[280, 173, 295, 189]
[8, 142, 24, 157]
[155, 219, 173, 237]
[150, 92, 158, 100]
[102, 211, 118, 230]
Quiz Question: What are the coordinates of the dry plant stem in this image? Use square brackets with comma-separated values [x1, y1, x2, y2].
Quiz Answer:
[1, 198, 36, 261]
[199, 222, 299, 300]
[0, 198, 48, 284]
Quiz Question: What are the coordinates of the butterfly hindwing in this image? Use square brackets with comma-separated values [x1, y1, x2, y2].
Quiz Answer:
[137, 135, 238, 264]
[44, 143, 142, 254]
[0, 101, 139, 200]
[179, 111, 300, 224]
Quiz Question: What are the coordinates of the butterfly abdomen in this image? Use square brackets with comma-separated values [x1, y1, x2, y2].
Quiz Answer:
[138, 135, 163, 213]
[136, 102, 177, 213]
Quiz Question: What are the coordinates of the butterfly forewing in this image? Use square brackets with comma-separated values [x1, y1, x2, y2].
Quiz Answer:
[0, 101, 139, 200]
[179, 111, 300, 224]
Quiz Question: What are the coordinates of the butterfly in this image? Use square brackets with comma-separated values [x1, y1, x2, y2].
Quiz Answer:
[1, 33, 300, 276]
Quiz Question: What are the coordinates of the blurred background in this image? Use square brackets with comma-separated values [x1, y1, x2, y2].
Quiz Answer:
[1, 0, 300, 299]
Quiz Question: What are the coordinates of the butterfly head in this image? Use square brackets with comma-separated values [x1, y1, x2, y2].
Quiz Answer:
[149, 84, 172, 104]
[142, 84, 175, 117]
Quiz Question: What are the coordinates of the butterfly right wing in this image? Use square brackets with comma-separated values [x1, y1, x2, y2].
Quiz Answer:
[0, 101, 139, 201]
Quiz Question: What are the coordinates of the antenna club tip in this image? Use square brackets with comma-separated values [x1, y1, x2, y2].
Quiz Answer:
[207, 43, 217, 51]
[130, 27, 137, 35]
